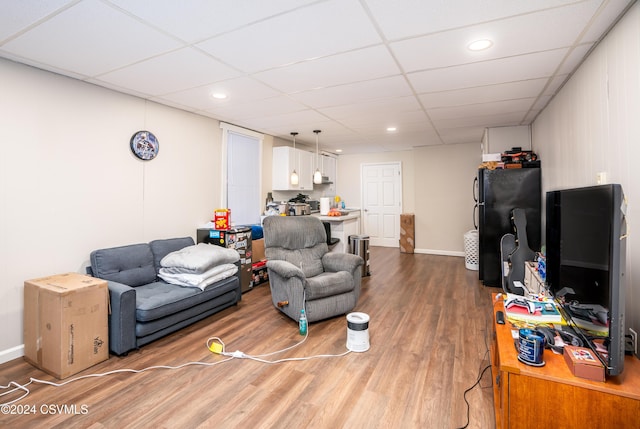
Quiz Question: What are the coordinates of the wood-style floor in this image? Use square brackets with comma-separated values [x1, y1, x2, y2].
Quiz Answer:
[0, 247, 499, 429]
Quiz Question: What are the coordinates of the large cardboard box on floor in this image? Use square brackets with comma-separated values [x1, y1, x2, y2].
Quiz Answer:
[400, 213, 415, 253]
[24, 273, 109, 379]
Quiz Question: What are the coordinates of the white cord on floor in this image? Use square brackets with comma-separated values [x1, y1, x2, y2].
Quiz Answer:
[0, 357, 234, 406]
[2, 297, 354, 406]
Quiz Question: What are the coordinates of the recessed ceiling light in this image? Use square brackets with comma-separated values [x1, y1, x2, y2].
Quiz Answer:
[335, 149, 343, 153]
[468, 39, 493, 51]
[211, 92, 227, 99]
[386, 127, 397, 132]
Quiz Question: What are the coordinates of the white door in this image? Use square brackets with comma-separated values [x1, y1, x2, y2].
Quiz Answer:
[361, 162, 402, 247]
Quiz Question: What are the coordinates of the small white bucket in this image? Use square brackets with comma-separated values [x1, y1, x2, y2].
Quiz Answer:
[346, 312, 370, 352]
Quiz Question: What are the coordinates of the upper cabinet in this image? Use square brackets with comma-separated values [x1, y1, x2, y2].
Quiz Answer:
[272, 146, 314, 191]
[320, 154, 337, 192]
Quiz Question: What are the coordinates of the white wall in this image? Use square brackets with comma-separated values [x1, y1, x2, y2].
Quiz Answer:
[532, 3, 640, 336]
[336, 143, 480, 254]
[0, 59, 225, 361]
[413, 143, 480, 254]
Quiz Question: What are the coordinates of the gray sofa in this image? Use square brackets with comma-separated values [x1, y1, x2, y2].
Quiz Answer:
[88, 237, 242, 355]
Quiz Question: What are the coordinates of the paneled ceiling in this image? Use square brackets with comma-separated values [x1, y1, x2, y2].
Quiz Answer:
[0, 0, 634, 153]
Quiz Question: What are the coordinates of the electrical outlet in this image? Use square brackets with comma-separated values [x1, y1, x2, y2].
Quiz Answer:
[596, 171, 607, 185]
[630, 328, 638, 357]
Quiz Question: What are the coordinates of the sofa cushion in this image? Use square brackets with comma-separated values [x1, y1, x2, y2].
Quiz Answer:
[305, 271, 354, 300]
[149, 237, 195, 274]
[135, 276, 239, 322]
[90, 243, 157, 287]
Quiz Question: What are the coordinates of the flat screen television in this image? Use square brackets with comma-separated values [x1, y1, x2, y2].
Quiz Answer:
[546, 184, 627, 376]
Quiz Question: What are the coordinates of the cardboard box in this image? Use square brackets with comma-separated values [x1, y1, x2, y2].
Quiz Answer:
[563, 345, 605, 382]
[252, 238, 265, 263]
[482, 153, 502, 162]
[24, 273, 109, 379]
[400, 213, 415, 254]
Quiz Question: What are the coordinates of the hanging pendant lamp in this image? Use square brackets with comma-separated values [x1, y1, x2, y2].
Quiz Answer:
[313, 130, 323, 184]
[290, 132, 299, 186]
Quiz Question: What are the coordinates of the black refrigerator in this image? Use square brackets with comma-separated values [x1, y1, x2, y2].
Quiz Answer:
[475, 168, 541, 287]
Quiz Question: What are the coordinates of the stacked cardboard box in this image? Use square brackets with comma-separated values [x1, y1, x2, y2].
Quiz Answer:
[24, 273, 109, 379]
[400, 213, 415, 254]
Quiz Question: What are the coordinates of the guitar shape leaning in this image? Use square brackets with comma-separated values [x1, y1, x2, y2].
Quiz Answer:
[506, 208, 536, 295]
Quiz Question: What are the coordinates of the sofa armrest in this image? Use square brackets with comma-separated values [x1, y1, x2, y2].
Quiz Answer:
[322, 252, 363, 274]
[266, 260, 306, 280]
[266, 260, 306, 321]
[106, 280, 137, 356]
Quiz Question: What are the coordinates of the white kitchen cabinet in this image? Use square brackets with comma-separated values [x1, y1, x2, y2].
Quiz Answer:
[272, 146, 314, 191]
[297, 149, 314, 190]
[322, 154, 337, 189]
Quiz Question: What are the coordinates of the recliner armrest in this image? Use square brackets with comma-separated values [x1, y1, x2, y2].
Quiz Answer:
[106, 280, 137, 356]
[266, 260, 306, 280]
[322, 252, 363, 273]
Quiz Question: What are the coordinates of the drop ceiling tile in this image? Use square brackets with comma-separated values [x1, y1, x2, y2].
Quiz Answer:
[196, 0, 381, 73]
[204, 96, 308, 120]
[363, 0, 586, 40]
[432, 111, 528, 129]
[419, 78, 548, 108]
[242, 109, 333, 134]
[338, 111, 431, 132]
[253, 45, 400, 93]
[523, 110, 543, 123]
[1, 0, 181, 77]
[332, 142, 389, 154]
[391, 1, 601, 73]
[159, 76, 280, 111]
[427, 98, 537, 121]
[95, 48, 242, 96]
[531, 95, 553, 111]
[438, 126, 486, 144]
[557, 43, 594, 75]
[0, 0, 74, 41]
[291, 75, 414, 109]
[108, 0, 317, 43]
[319, 96, 422, 120]
[580, 0, 636, 43]
[544, 74, 569, 95]
[408, 49, 569, 93]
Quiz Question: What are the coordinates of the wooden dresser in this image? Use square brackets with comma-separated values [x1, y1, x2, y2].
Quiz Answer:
[490, 295, 640, 429]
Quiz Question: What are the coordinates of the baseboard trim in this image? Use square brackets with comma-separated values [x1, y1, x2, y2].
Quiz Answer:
[0, 344, 24, 365]
[413, 248, 465, 257]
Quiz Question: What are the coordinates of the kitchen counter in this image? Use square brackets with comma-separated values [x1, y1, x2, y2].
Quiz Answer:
[312, 210, 361, 253]
[314, 212, 360, 222]
[312, 208, 361, 222]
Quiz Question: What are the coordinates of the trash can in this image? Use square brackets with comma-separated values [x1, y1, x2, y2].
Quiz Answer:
[464, 230, 479, 271]
[349, 235, 371, 277]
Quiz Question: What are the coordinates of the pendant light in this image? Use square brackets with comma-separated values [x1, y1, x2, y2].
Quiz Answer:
[290, 132, 299, 186]
[313, 129, 323, 184]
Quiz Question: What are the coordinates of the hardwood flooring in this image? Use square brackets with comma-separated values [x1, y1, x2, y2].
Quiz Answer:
[0, 247, 499, 429]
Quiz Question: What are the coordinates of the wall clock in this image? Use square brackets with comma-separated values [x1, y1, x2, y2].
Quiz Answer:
[130, 130, 159, 160]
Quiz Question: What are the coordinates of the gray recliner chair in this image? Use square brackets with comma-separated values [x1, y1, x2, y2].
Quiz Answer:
[263, 216, 364, 323]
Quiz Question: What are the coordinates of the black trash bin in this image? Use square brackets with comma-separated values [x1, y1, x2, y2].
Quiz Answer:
[349, 235, 371, 277]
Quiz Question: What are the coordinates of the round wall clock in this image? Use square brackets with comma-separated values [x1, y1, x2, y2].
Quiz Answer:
[130, 130, 159, 160]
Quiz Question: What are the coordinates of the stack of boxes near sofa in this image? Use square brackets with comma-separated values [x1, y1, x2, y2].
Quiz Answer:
[251, 225, 269, 287]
